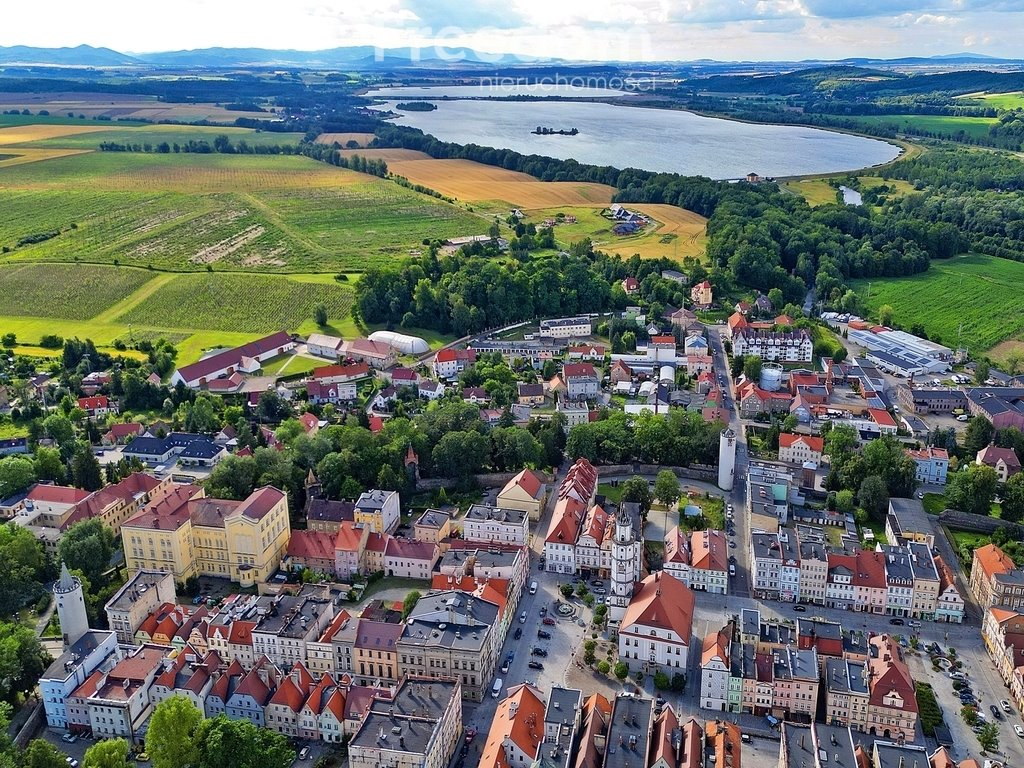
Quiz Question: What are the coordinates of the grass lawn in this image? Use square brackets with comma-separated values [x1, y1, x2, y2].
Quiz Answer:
[947, 528, 990, 565]
[851, 253, 1024, 363]
[923, 493, 947, 515]
[681, 492, 725, 530]
[359, 576, 431, 604]
[783, 179, 839, 207]
[0, 421, 29, 439]
[260, 354, 322, 377]
[598, 483, 623, 504]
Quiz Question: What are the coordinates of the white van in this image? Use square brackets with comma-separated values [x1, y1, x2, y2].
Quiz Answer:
[492, 678, 503, 698]
[529, 581, 538, 595]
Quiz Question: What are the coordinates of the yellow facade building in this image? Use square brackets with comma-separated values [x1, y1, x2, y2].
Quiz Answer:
[122, 485, 291, 587]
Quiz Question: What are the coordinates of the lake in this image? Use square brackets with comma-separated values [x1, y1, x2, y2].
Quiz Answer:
[370, 96, 901, 179]
[365, 83, 633, 99]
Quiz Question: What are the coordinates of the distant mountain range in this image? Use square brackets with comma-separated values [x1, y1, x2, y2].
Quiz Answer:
[0, 44, 1019, 70]
[0, 44, 560, 68]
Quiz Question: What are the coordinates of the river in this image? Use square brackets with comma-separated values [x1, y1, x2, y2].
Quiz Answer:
[368, 89, 901, 180]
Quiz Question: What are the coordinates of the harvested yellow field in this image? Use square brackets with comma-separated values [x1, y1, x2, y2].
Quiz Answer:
[380, 154, 615, 208]
[629, 204, 708, 258]
[316, 132, 376, 147]
[0, 148, 93, 168]
[0, 124, 114, 145]
[339, 148, 434, 162]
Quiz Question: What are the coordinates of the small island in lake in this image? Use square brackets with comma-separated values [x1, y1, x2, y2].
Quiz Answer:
[532, 126, 579, 136]
[396, 101, 438, 111]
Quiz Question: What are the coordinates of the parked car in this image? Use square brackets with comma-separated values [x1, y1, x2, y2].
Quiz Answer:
[500, 659, 510, 674]
[298, 747, 311, 760]
[990, 705, 1003, 720]
[542, 617, 556, 626]
[1002, 700, 1013, 713]
[531, 648, 548, 657]
[528, 661, 544, 670]
[591, 580, 604, 588]
[729, 541, 736, 548]
[61, 734, 77, 744]
[465, 727, 477, 744]
[593, 587, 607, 595]
[729, 555, 737, 565]
[539, 605, 547, 616]
[520, 611, 527, 624]
[537, 630, 551, 639]
[513, 627, 522, 640]
[1015, 725, 1024, 738]
[889, 618, 905, 626]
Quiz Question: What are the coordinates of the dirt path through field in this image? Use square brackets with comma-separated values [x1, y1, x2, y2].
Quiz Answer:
[92, 272, 176, 323]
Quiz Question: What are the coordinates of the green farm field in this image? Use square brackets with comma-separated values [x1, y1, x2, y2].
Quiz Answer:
[0, 151, 483, 272]
[0, 263, 356, 363]
[964, 92, 1024, 110]
[852, 114, 998, 140]
[852, 253, 1024, 363]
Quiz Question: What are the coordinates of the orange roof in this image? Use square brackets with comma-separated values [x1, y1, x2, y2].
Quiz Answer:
[501, 468, 544, 500]
[479, 683, 546, 768]
[934, 555, 958, 594]
[650, 705, 681, 768]
[868, 634, 916, 713]
[317, 610, 353, 644]
[621, 571, 695, 644]
[701, 627, 730, 668]
[312, 362, 370, 380]
[302, 673, 336, 716]
[975, 543, 1016, 581]
[706, 720, 741, 768]
[779, 433, 824, 452]
[690, 530, 728, 573]
[287, 529, 337, 562]
[27, 484, 91, 505]
[868, 408, 898, 428]
[546, 497, 586, 544]
[228, 620, 255, 646]
[77, 395, 109, 410]
[335, 520, 368, 552]
[990, 607, 1021, 625]
[853, 549, 887, 589]
[269, 664, 313, 713]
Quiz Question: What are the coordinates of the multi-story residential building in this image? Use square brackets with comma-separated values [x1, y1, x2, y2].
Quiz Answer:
[539, 317, 592, 339]
[463, 504, 530, 546]
[251, 592, 335, 670]
[54, 473, 173, 535]
[353, 489, 400, 535]
[121, 485, 291, 587]
[478, 683, 546, 768]
[908, 542, 939, 620]
[933, 555, 965, 623]
[264, 662, 314, 738]
[383, 538, 438, 579]
[780, 723, 858, 768]
[732, 329, 813, 362]
[618, 571, 695, 673]
[971, 542, 1024, 611]
[700, 623, 733, 712]
[413, 509, 451, 544]
[798, 539, 828, 606]
[563, 363, 600, 401]
[353, 619, 403, 686]
[544, 498, 585, 575]
[398, 590, 501, 702]
[769, 646, 821, 722]
[752, 533, 782, 600]
[285, 529, 338, 575]
[225, 656, 282, 727]
[982, 607, 1024, 687]
[496, 469, 547, 521]
[778, 531, 801, 603]
[16, 484, 91, 529]
[348, 677, 462, 768]
[906, 446, 949, 486]
[663, 528, 729, 594]
[575, 503, 612, 577]
[880, 545, 914, 618]
[104, 569, 177, 645]
[432, 348, 476, 379]
[778, 434, 824, 466]
[72, 644, 169, 740]
[827, 634, 917, 741]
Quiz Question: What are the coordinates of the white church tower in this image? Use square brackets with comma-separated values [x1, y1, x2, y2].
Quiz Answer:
[608, 508, 639, 624]
[718, 428, 737, 491]
[54, 562, 89, 648]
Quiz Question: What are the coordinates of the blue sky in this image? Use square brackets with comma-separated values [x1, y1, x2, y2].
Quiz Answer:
[2, 0, 1021, 60]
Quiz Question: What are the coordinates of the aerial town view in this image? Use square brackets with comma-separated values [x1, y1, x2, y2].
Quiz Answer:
[3, 3, 1024, 768]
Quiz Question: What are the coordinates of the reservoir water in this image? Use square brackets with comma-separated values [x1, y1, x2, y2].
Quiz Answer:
[368, 91, 901, 180]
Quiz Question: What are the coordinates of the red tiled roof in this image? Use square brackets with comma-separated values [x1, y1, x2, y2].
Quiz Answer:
[27, 484, 91, 505]
[869, 408, 898, 428]
[347, 339, 392, 358]
[106, 422, 142, 439]
[384, 537, 436, 562]
[299, 412, 319, 433]
[500, 468, 544, 500]
[621, 571, 695, 644]
[434, 348, 476, 364]
[77, 395, 109, 411]
[563, 363, 596, 379]
[779, 433, 824, 452]
[974, 543, 1016, 581]
[176, 331, 291, 383]
[287, 530, 337, 562]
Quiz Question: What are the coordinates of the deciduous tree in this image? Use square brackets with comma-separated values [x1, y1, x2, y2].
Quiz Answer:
[146, 695, 203, 768]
